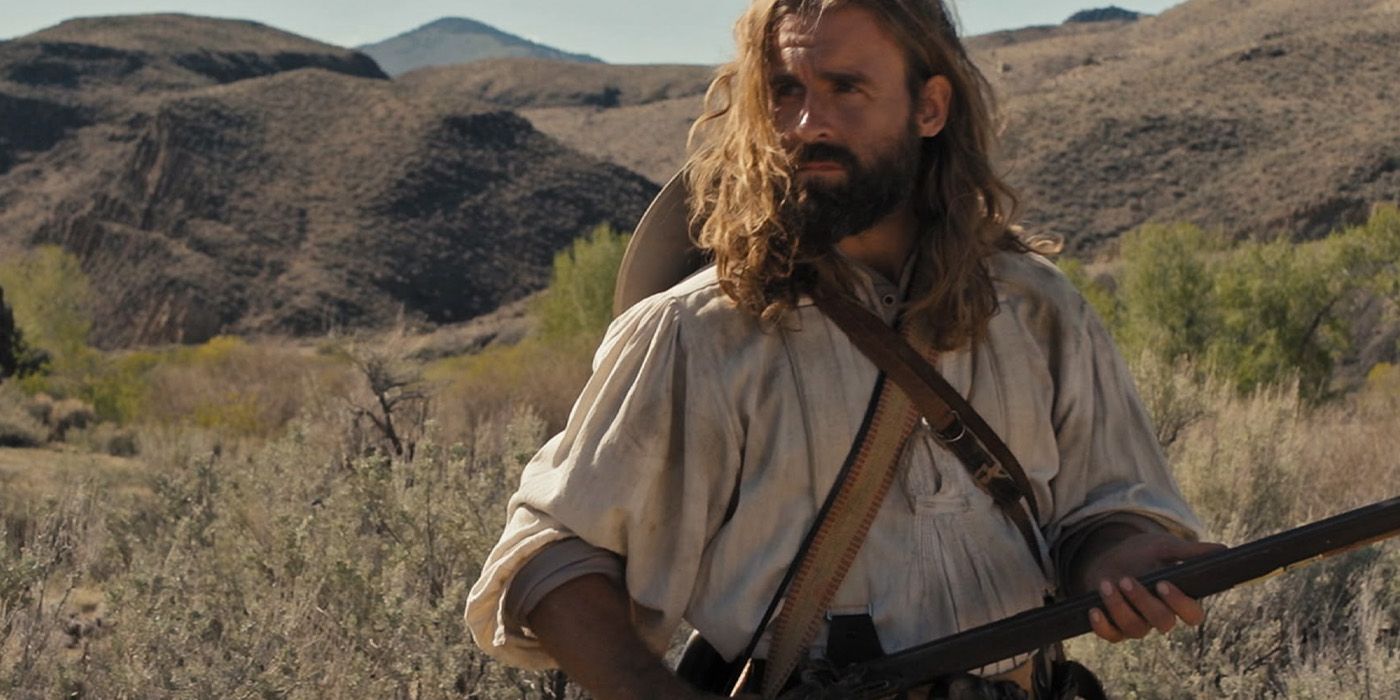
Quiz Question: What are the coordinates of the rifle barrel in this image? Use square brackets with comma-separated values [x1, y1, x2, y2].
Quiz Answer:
[849, 497, 1400, 697]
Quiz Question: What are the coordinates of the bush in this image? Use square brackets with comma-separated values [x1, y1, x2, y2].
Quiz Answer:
[68, 422, 141, 457]
[0, 246, 94, 394]
[129, 337, 355, 438]
[0, 384, 45, 448]
[533, 224, 630, 347]
[1, 284, 25, 380]
[1096, 206, 1400, 399]
[1115, 223, 1225, 364]
[47, 398, 96, 442]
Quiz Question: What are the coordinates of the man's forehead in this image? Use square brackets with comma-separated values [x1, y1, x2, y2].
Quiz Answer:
[769, 6, 903, 70]
[773, 11, 822, 48]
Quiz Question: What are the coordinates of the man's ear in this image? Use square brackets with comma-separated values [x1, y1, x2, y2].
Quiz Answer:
[915, 75, 953, 139]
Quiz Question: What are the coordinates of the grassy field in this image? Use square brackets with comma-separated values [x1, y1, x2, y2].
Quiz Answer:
[2, 219, 1397, 698]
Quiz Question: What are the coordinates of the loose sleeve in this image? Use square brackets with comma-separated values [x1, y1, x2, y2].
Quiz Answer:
[464, 295, 742, 670]
[1042, 296, 1205, 560]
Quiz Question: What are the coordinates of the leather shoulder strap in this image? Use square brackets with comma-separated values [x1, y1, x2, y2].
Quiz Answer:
[738, 352, 923, 698]
[811, 279, 1046, 572]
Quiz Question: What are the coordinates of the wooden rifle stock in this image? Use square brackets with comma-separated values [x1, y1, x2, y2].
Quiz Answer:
[780, 497, 1400, 700]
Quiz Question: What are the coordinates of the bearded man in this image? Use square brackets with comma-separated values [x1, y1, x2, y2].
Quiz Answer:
[466, 1, 1218, 698]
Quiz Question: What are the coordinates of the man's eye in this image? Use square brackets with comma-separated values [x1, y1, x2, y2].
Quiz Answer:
[833, 81, 859, 94]
[772, 81, 802, 98]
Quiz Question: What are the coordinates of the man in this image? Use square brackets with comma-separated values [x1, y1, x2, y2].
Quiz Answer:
[467, 1, 1218, 698]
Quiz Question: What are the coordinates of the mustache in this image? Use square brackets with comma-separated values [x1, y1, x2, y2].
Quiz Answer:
[792, 143, 859, 171]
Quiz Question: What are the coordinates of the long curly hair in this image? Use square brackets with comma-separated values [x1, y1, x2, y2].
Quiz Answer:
[685, 0, 1024, 350]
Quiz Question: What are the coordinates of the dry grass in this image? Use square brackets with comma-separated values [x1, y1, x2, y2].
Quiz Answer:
[136, 337, 358, 439]
[0, 336, 1395, 698]
[1066, 356, 1400, 698]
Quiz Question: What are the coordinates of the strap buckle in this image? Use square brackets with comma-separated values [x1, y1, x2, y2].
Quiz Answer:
[935, 410, 969, 443]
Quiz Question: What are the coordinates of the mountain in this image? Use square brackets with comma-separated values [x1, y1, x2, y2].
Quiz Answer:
[0, 15, 655, 347]
[1066, 7, 1145, 23]
[358, 17, 602, 77]
[6, 14, 386, 92]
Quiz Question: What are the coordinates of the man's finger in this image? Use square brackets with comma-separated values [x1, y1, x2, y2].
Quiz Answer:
[1098, 580, 1151, 639]
[1156, 581, 1207, 626]
[1088, 607, 1124, 643]
[1119, 577, 1176, 634]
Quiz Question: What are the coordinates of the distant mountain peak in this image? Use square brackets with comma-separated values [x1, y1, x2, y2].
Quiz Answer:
[1065, 7, 1145, 24]
[358, 16, 602, 77]
[417, 17, 499, 33]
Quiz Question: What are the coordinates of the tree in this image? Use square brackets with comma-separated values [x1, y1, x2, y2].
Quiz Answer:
[0, 284, 18, 379]
[0, 246, 93, 393]
[1103, 207, 1400, 400]
[0, 283, 48, 382]
[1115, 223, 1225, 363]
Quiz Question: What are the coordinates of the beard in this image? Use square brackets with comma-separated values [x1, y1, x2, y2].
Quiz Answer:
[779, 123, 923, 256]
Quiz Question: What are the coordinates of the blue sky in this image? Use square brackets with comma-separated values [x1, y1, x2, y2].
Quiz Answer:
[3, 1, 1184, 64]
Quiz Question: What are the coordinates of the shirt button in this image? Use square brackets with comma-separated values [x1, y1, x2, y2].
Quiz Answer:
[882, 295, 897, 306]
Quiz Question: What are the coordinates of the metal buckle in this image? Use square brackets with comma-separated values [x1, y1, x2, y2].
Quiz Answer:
[937, 411, 968, 443]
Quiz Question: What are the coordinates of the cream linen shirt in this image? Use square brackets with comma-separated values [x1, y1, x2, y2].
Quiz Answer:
[465, 250, 1203, 671]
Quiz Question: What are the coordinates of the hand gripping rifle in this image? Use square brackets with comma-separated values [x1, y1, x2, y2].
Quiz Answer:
[777, 497, 1400, 700]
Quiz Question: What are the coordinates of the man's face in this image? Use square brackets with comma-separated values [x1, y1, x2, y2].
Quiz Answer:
[767, 6, 937, 249]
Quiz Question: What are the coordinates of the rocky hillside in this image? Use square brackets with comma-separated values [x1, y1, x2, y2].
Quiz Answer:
[987, 0, 1400, 250]
[0, 15, 656, 347]
[401, 60, 714, 184]
[358, 17, 602, 77]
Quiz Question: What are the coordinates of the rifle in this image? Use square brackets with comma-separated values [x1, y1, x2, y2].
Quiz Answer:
[778, 497, 1400, 700]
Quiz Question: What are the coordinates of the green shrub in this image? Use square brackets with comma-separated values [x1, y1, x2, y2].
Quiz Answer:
[0, 284, 36, 381]
[1101, 207, 1400, 399]
[533, 224, 630, 347]
[1115, 223, 1225, 364]
[0, 246, 94, 385]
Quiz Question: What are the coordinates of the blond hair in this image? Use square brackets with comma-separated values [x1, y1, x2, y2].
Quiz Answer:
[686, 0, 1023, 350]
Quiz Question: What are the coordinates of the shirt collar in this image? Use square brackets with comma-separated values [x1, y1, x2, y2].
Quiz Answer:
[831, 250, 919, 325]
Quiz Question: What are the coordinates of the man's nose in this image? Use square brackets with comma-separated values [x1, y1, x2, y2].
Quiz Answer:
[792, 94, 834, 143]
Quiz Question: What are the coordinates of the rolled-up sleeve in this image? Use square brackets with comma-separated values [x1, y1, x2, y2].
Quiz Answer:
[1043, 295, 1204, 558]
[465, 293, 741, 670]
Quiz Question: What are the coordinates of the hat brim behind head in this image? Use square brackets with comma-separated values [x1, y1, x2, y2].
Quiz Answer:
[613, 170, 709, 317]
